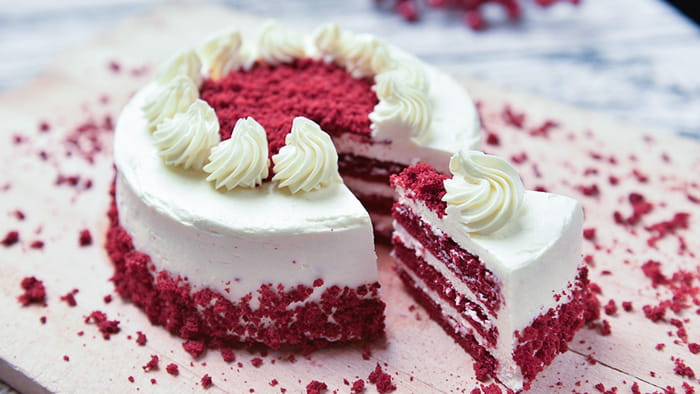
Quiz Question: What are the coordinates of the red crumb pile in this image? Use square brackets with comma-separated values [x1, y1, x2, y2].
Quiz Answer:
[390, 163, 449, 217]
[199, 58, 377, 156]
[84, 310, 121, 339]
[368, 363, 397, 393]
[18, 276, 47, 306]
[306, 380, 328, 394]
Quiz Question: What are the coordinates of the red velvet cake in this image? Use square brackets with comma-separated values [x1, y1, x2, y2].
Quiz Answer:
[107, 21, 480, 352]
[390, 151, 588, 391]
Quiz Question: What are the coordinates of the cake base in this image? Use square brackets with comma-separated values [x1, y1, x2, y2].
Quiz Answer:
[105, 187, 386, 353]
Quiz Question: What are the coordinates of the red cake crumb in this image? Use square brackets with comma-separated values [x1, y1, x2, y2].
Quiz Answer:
[655, 343, 665, 350]
[485, 133, 500, 146]
[603, 299, 617, 316]
[182, 340, 206, 359]
[645, 212, 690, 247]
[79, 229, 93, 246]
[142, 355, 159, 372]
[306, 380, 328, 394]
[29, 240, 44, 249]
[688, 343, 700, 354]
[622, 301, 633, 312]
[2, 230, 19, 247]
[63, 355, 69, 362]
[674, 358, 695, 378]
[586, 354, 596, 365]
[221, 348, 236, 362]
[577, 184, 600, 197]
[201, 374, 213, 389]
[529, 119, 559, 137]
[18, 276, 47, 306]
[583, 228, 596, 240]
[166, 363, 179, 376]
[502, 105, 525, 128]
[108, 60, 121, 73]
[128, 376, 134, 383]
[150, 378, 157, 385]
[40, 316, 47, 324]
[135, 331, 147, 346]
[630, 382, 641, 394]
[643, 304, 667, 322]
[200, 58, 376, 156]
[13, 210, 25, 220]
[251, 357, 263, 367]
[368, 363, 396, 393]
[84, 310, 120, 339]
[39, 121, 51, 132]
[60, 289, 79, 307]
[103, 294, 113, 304]
[351, 379, 365, 393]
[269, 379, 278, 387]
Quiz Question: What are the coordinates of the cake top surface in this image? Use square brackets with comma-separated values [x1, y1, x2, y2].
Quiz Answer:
[116, 85, 370, 235]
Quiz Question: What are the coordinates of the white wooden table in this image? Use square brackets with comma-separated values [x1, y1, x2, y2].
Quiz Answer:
[1, 1, 699, 393]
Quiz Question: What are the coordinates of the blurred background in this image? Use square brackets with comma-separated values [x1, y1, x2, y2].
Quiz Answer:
[1, 0, 699, 139]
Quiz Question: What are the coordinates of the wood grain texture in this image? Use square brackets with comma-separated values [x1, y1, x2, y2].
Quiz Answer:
[0, 4, 698, 393]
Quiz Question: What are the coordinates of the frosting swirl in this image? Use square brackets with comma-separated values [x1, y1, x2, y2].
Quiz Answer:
[152, 99, 220, 170]
[203, 117, 269, 190]
[272, 117, 341, 194]
[142, 75, 199, 131]
[442, 151, 525, 235]
[199, 30, 249, 80]
[311, 23, 345, 62]
[369, 70, 432, 142]
[155, 49, 203, 87]
[256, 21, 306, 65]
[341, 34, 396, 78]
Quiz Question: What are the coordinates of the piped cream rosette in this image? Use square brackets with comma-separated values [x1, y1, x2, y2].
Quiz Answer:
[140, 21, 439, 193]
[442, 150, 525, 235]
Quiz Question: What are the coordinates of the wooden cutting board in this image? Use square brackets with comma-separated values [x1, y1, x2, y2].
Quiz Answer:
[0, 4, 698, 393]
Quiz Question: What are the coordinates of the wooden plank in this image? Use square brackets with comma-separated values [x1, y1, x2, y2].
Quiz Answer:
[0, 4, 698, 393]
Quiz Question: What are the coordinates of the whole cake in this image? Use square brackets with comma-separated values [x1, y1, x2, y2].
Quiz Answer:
[390, 151, 589, 391]
[106, 21, 481, 351]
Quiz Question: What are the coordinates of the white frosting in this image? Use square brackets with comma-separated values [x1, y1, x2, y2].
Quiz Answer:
[152, 99, 220, 170]
[272, 117, 342, 194]
[443, 151, 525, 235]
[199, 30, 248, 80]
[203, 117, 269, 190]
[141, 75, 198, 131]
[311, 23, 345, 63]
[370, 69, 432, 144]
[256, 20, 306, 65]
[155, 49, 203, 87]
[114, 86, 378, 301]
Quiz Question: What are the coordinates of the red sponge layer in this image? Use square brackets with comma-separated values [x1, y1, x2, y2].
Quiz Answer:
[200, 58, 378, 156]
[105, 186, 385, 353]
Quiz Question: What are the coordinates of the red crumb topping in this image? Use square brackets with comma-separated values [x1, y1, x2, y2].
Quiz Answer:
[103, 294, 113, 304]
[201, 374, 213, 389]
[655, 343, 665, 351]
[351, 379, 365, 393]
[13, 210, 25, 220]
[84, 310, 120, 339]
[269, 379, 278, 387]
[62, 355, 69, 362]
[306, 380, 328, 394]
[127, 376, 134, 383]
[603, 299, 617, 316]
[529, 119, 559, 137]
[251, 357, 263, 367]
[390, 163, 449, 217]
[673, 358, 695, 378]
[622, 301, 633, 312]
[106, 182, 385, 353]
[182, 340, 206, 359]
[200, 58, 377, 156]
[166, 363, 179, 376]
[368, 363, 396, 393]
[577, 184, 600, 197]
[18, 277, 47, 306]
[142, 355, 159, 372]
[689, 343, 700, 354]
[583, 228, 596, 240]
[30, 240, 44, 249]
[60, 289, 79, 307]
[641, 260, 667, 287]
[136, 331, 147, 346]
[40, 316, 47, 324]
[79, 229, 93, 246]
[2, 230, 19, 247]
[221, 348, 236, 362]
[486, 133, 500, 146]
[645, 212, 690, 247]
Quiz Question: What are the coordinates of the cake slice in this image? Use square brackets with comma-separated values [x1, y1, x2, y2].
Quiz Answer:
[390, 151, 589, 391]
